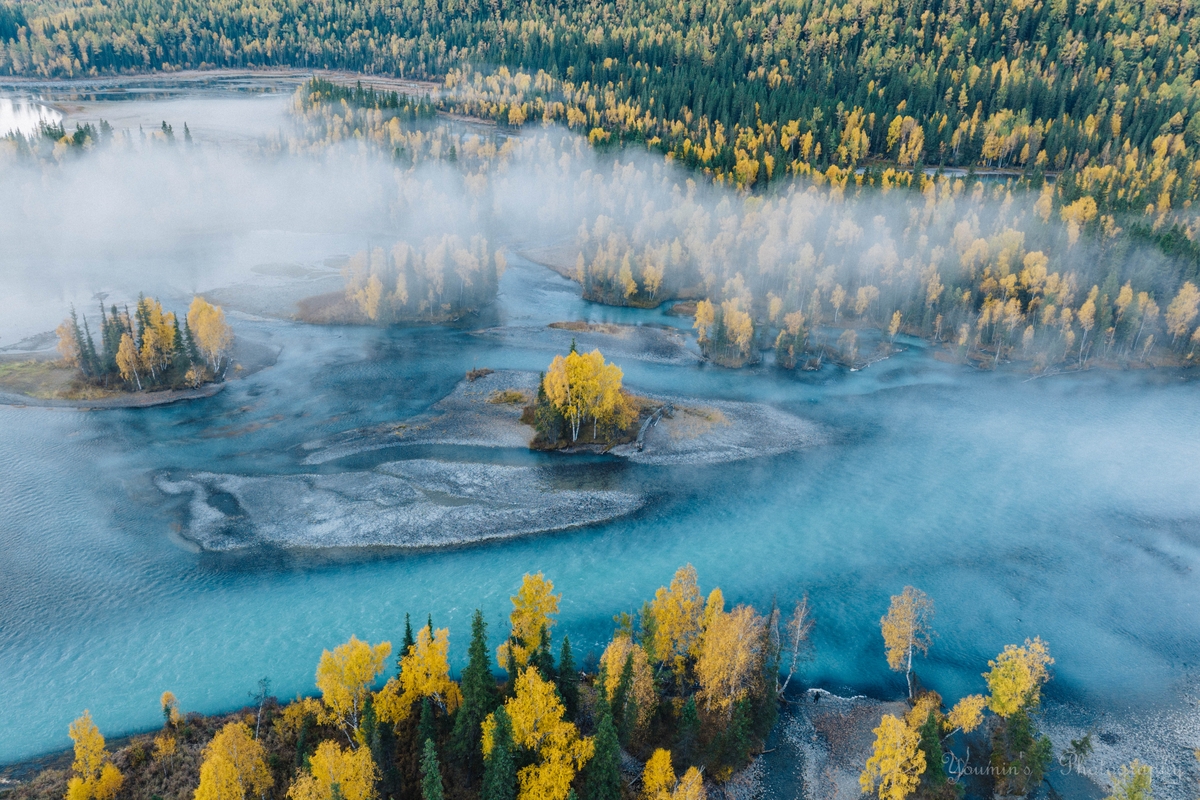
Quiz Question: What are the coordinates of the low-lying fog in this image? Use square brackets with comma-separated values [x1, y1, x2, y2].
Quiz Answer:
[2, 79, 1200, 800]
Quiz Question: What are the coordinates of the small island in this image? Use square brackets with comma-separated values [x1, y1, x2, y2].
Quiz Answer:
[0, 297, 235, 407]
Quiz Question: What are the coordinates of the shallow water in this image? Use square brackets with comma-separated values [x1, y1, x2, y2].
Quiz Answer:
[0, 97, 61, 136]
[2, 84, 1200, 795]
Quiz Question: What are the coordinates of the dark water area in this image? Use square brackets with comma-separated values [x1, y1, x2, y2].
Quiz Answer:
[2, 81, 1199, 797]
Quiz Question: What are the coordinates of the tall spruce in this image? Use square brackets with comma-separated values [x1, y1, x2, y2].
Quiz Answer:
[399, 613, 415, 670]
[417, 696, 436, 751]
[612, 652, 635, 747]
[557, 636, 579, 722]
[420, 738, 445, 800]
[534, 623, 556, 683]
[450, 609, 499, 772]
[480, 707, 516, 800]
[585, 711, 621, 800]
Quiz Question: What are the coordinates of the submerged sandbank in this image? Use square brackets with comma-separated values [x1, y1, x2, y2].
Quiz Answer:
[157, 458, 643, 551]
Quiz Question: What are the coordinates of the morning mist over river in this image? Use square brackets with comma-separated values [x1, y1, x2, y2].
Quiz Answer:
[3, 74, 1200, 800]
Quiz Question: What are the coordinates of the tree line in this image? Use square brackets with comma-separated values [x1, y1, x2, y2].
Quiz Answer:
[3, 0, 1200, 218]
[55, 296, 233, 392]
[33, 570, 1154, 800]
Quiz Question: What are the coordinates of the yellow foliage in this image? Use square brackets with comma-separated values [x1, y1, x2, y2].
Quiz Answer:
[376, 626, 463, 723]
[273, 697, 323, 742]
[287, 740, 378, 800]
[693, 299, 716, 343]
[65, 711, 123, 800]
[880, 587, 934, 688]
[859, 714, 926, 800]
[187, 297, 234, 370]
[194, 722, 273, 800]
[498, 572, 561, 672]
[947, 694, 987, 733]
[153, 734, 177, 762]
[642, 749, 676, 799]
[600, 635, 657, 731]
[646, 564, 704, 672]
[543, 348, 633, 442]
[697, 602, 767, 717]
[482, 668, 593, 800]
[315, 635, 392, 741]
[984, 637, 1053, 717]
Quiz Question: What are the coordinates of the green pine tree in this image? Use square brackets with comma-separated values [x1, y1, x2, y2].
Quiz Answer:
[612, 652, 635, 747]
[417, 696, 436, 751]
[534, 623, 556, 683]
[917, 712, 947, 788]
[399, 613, 415, 671]
[676, 696, 700, 764]
[481, 707, 517, 800]
[585, 711, 621, 800]
[451, 609, 500, 773]
[420, 739, 445, 800]
[557, 637, 578, 722]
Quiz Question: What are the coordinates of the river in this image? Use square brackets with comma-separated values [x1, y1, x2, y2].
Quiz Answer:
[1, 79, 1199, 796]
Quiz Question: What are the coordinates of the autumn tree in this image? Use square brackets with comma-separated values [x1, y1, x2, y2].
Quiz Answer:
[482, 668, 593, 800]
[986, 638, 1054, 795]
[599, 634, 657, 735]
[376, 626, 462, 722]
[1166, 282, 1200, 347]
[194, 722, 273, 800]
[187, 297, 234, 374]
[696, 596, 768, 718]
[645, 564, 704, 677]
[776, 595, 814, 697]
[543, 348, 632, 442]
[65, 712, 123, 800]
[984, 637, 1053, 718]
[880, 587, 934, 699]
[288, 740, 378, 800]
[859, 715, 926, 800]
[315, 635, 392, 746]
[1105, 761, 1152, 800]
[498, 572, 560, 673]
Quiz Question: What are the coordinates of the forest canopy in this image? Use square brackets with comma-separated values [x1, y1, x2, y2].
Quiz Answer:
[3, 0, 1200, 210]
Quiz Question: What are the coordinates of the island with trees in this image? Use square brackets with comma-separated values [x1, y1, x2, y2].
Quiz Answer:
[4, 569, 1145, 800]
[0, 297, 235, 407]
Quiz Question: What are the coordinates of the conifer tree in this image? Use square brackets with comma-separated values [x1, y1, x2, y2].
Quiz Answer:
[534, 623, 556, 683]
[451, 609, 500, 772]
[676, 697, 700, 765]
[480, 707, 516, 800]
[611, 652, 635, 747]
[585, 711, 621, 800]
[556, 637, 578, 722]
[417, 696, 435, 752]
[420, 739, 445, 800]
[400, 613, 415, 668]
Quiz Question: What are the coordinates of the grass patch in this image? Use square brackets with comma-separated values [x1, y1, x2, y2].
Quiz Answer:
[487, 388, 530, 404]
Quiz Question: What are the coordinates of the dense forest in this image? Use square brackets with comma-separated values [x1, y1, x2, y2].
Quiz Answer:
[54, 296, 234, 392]
[11, 569, 1124, 800]
[2, 0, 1200, 211]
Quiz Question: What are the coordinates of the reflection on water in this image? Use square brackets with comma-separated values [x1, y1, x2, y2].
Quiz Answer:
[0, 96, 62, 136]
